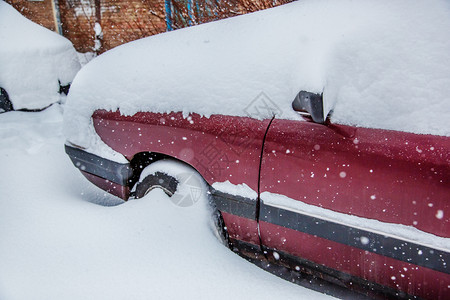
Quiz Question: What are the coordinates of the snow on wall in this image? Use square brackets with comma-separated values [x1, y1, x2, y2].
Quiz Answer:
[64, 0, 450, 161]
[0, 2, 81, 110]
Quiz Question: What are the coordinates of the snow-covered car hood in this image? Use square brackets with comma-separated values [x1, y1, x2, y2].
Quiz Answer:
[64, 0, 450, 161]
[0, 2, 81, 110]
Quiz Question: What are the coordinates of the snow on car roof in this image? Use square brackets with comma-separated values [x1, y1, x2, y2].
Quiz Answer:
[0, 2, 81, 110]
[64, 0, 450, 160]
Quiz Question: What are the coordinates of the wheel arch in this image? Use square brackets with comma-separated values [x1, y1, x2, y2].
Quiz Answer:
[128, 151, 212, 193]
[129, 151, 231, 248]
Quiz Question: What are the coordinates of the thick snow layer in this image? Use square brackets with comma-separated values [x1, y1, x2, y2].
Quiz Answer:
[0, 106, 333, 299]
[64, 0, 450, 160]
[0, 2, 81, 110]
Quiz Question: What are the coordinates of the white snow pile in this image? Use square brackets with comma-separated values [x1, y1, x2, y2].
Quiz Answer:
[213, 181, 258, 200]
[64, 0, 450, 158]
[0, 107, 333, 300]
[0, 2, 81, 110]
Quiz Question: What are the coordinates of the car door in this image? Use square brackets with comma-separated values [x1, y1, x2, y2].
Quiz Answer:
[258, 117, 449, 298]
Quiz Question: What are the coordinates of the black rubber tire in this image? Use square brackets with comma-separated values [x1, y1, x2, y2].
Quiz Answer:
[214, 210, 232, 249]
[135, 171, 179, 199]
[59, 81, 71, 95]
[0, 88, 13, 113]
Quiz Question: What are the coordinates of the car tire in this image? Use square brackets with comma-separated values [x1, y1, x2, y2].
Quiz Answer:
[134, 160, 207, 208]
[0, 88, 13, 113]
[213, 209, 232, 249]
[135, 171, 179, 199]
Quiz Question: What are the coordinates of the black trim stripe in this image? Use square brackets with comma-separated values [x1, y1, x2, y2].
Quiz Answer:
[261, 202, 449, 274]
[210, 189, 257, 220]
[65, 145, 133, 186]
[210, 189, 449, 275]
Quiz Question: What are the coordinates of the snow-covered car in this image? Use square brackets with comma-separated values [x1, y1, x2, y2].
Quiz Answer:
[0, 2, 81, 112]
[63, 1, 450, 299]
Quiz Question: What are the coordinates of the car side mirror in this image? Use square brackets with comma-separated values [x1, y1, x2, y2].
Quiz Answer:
[292, 91, 326, 124]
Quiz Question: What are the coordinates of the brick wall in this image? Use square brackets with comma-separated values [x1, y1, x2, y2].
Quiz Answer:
[57, 0, 167, 53]
[100, 0, 167, 51]
[58, 0, 96, 52]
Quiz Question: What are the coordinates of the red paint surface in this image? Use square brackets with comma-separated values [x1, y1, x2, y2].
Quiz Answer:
[260, 119, 449, 237]
[81, 170, 129, 200]
[261, 221, 449, 299]
[222, 211, 260, 246]
[93, 110, 270, 192]
[93, 110, 266, 243]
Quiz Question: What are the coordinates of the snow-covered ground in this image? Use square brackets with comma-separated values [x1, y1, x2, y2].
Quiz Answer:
[0, 105, 334, 299]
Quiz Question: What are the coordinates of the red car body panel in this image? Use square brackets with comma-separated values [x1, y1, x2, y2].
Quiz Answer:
[260, 221, 448, 299]
[259, 118, 449, 299]
[93, 110, 269, 245]
[81, 170, 130, 200]
[66, 109, 449, 299]
[93, 110, 269, 192]
[222, 212, 260, 246]
[260, 118, 449, 237]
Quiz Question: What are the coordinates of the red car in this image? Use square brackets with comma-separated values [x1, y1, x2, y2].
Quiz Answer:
[65, 90, 449, 299]
[64, 2, 449, 299]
